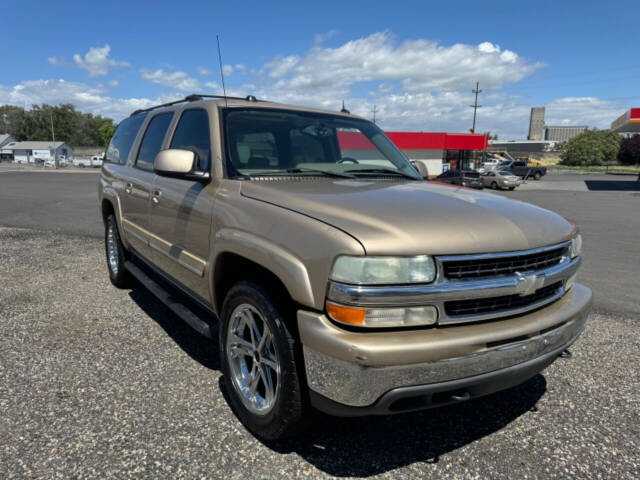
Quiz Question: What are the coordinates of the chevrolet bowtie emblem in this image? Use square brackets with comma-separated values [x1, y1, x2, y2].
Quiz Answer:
[515, 272, 545, 296]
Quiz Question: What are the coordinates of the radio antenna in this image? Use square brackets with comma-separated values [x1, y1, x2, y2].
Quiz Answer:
[216, 35, 228, 107]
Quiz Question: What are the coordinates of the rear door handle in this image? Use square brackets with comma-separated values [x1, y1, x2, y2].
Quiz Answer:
[152, 189, 162, 204]
[124, 182, 133, 194]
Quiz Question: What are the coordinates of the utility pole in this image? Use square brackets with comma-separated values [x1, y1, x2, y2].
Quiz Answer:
[371, 105, 379, 124]
[50, 110, 57, 168]
[470, 81, 482, 133]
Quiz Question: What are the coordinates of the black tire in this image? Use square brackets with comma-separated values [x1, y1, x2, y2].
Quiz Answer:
[491, 181, 499, 190]
[508, 186, 516, 190]
[104, 214, 132, 288]
[220, 281, 307, 440]
[533, 171, 542, 181]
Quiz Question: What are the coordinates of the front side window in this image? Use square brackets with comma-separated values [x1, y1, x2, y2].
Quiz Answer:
[170, 109, 211, 172]
[106, 114, 146, 164]
[136, 112, 173, 170]
[224, 108, 420, 180]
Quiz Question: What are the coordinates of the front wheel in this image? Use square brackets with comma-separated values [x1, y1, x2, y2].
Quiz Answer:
[491, 181, 499, 190]
[533, 171, 542, 180]
[220, 281, 307, 440]
[508, 186, 516, 190]
[104, 214, 132, 288]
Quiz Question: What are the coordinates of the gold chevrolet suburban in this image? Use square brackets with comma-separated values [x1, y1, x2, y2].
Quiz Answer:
[99, 94, 592, 440]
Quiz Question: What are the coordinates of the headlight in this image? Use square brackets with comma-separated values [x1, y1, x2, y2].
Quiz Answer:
[569, 234, 582, 259]
[330, 255, 437, 285]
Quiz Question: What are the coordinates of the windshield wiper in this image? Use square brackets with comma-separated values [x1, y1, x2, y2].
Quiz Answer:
[251, 167, 355, 179]
[344, 167, 419, 180]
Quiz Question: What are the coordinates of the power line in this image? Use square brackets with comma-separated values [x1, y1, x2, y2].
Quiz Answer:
[470, 81, 482, 133]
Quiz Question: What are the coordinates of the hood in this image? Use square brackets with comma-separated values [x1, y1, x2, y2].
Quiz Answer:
[241, 179, 574, 255]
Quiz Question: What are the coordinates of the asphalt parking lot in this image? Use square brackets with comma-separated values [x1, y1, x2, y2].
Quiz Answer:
[1, 170, 639, 478]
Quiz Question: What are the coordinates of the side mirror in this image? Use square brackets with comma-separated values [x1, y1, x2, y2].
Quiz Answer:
[410, 160, 429, 179]
[154, 149, 210, 182]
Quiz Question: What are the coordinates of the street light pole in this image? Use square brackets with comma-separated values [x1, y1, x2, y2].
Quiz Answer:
[470, 81, 482, 133]
[371, 105, 379, 124]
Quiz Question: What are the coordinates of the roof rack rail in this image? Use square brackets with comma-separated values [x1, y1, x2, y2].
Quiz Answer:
[130, 94, 261, 116]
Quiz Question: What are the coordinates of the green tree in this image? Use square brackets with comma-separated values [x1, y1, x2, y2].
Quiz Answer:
[559, 129, 621, 166]
[0, 103, 116, 146]
[99, 122, 117, 147]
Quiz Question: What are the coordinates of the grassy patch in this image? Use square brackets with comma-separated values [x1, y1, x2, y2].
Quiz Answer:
[549, 164, 640, 174]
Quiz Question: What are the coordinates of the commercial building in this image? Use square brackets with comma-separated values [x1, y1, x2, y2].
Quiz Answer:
[544, 125, 587, 142]
[528, 107, 546, 140]
[339, 131, 488, 176]
[0, 134, 16, 160]
[611, 108, 640, 133]
[1, 141, 73, 163]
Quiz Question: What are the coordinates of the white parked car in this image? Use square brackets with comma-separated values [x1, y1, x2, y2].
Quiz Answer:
[90, 155, 103, 167]
[73, 158, 93, 168]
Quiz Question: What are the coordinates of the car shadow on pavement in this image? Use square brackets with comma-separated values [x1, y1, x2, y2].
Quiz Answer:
[128, 288, 220, 371]
[268, 375, 546, 477]
[128, 285, 547, 477]
[584, 179, 640, 191]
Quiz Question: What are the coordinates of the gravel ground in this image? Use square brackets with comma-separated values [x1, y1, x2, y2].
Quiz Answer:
[0, 227, 638, 479]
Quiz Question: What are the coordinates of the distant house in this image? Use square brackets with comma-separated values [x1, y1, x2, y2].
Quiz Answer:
[1, 141, 73, 163]
[0, 134, 17, 159]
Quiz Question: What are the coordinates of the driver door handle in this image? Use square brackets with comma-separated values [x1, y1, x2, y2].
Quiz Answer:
[152, 189, 162, 204]
[124, 182, 133, 194]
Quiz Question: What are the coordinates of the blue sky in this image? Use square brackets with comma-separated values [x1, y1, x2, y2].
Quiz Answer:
[3, 0, 639, 138]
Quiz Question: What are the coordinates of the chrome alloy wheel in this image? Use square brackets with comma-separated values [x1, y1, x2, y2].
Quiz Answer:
[106, 222, 119, 275]
[226, 304, 280, 415]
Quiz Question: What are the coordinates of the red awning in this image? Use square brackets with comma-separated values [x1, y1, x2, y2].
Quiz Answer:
[337, 131, 488, 150]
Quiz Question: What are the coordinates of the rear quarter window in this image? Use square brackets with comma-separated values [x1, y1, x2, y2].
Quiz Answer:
[105, 114, 146, 165]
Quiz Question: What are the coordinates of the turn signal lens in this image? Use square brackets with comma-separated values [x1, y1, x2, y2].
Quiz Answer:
[327, 302, 438, 328]
[327, 303, 366, 326]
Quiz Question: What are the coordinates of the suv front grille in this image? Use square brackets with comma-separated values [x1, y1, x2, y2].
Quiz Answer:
[442, 246, 566, 280]
[444, 282, 562, 317]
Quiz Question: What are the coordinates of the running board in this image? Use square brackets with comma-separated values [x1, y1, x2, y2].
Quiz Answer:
[124, 260, 216, 339]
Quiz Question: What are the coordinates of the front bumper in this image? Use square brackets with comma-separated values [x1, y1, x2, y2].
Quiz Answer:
[298, 283, 592, 415]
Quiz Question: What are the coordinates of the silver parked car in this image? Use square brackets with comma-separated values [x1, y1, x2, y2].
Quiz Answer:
[482, 170, 522, 190]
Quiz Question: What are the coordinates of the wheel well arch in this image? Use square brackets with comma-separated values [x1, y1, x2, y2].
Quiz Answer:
[213, 252, 297, 320]
[101, 199, 115, 223]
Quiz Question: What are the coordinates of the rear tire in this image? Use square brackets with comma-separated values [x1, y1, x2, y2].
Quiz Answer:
[220, 281, 307, 440]
[508, 186, 516, 190]
[104, 214, 132, 288]
[491, 181, 499, 190]
[533, 171, 542, 181]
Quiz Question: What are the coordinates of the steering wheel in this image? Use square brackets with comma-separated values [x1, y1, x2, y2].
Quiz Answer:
[338, 157, 359, 164]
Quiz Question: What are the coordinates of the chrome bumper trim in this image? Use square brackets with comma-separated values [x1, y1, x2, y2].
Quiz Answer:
[327, 247, 579, 325]
[302, 284, 591, 407]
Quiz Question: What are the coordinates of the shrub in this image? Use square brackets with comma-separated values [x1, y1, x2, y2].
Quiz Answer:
[617, 134, 640, 165]
[559, 129, 621, 166]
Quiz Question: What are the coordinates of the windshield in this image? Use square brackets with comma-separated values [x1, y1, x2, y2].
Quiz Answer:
[224, 108, 421, 179]
[498, 161, 511, 167]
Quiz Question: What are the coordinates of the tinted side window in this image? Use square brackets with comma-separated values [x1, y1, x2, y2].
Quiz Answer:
[105, 115, 146, 164]
[170, 109, 211, 171]
[514, 161, 525, 167]
[136, 112, 173, 170]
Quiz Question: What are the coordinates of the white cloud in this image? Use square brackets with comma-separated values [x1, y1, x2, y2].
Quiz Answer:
[315, 29, 338, 44]
[48, 56, 63, 65]
[3, 31, 628, 138]
[72, 45, 128, 77]
[263, 32, 542, 95]
[222, 64, 234, 76]
[141, 69, 200, 91]
[0, 78, 181, 120]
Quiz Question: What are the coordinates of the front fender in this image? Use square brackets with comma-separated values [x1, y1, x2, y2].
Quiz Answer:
[212, 228, 315, 308]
